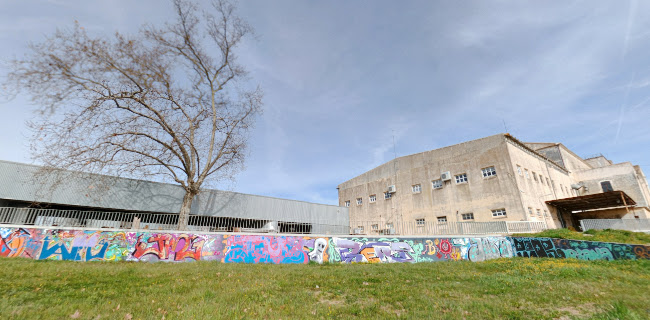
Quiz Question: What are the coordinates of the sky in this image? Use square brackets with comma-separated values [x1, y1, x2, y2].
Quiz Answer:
[1, 0, 649, 206]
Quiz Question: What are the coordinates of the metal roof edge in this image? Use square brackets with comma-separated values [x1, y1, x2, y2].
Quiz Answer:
[503, 134, 569, 174]
[0, 160, 344, 209]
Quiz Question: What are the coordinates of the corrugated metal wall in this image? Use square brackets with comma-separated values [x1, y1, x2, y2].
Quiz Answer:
[0, 161, 348, 227]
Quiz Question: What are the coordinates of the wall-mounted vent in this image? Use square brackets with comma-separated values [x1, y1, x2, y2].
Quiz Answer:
[441, 171, 452, 181]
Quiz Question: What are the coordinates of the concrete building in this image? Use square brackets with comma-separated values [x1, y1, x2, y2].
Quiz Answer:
[0, 160, 349, 234]
[338, 134, 650, 232]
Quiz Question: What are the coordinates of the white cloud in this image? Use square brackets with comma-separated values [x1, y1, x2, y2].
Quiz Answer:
[2, 0, 650, 205]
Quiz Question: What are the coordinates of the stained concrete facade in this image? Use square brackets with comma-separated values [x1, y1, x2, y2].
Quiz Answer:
[338, 134, 650, 231]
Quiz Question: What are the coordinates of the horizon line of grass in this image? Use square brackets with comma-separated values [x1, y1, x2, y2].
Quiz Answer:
[516, 228, 650, 245]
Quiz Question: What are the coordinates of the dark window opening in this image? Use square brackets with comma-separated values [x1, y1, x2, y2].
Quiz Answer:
[601, 181, 613, 192]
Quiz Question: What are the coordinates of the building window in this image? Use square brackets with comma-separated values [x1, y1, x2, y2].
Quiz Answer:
[546, 177, 550, 186]
[386, 223, 394, 230]
[533, 172, 538, 182]
[384, 192, 392, 200]
[357, 226, 364, 233]
[416, 218, 425, 226]
[492, 208, 507, 217]
[528, 207, 534, 216]
[539, 175, 544, 185]
[524, 169, 530, 179]
[344, 200, 350, 207]
[412, 184, 422, 193]
[371, 224, 378, 231]
[356, 198, 363, 205]
[544, 210, 548, 218]
[482, 166, 497, 177]
[517, 165, 523, 175]
[455, 173, 468, 184]
[437, 216, 447, 223]
[432, 179, 443, 189]
[369, 194, 376, 203]
[536, 209, 541, 217]
[601, 181, 613, 192]
[560, 184, 564, 195]
[461, 213, 474, 220]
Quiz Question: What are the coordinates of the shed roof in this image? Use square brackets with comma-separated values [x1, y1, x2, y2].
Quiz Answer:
[0, 160, 347, 225]
[545, 191, 636, 212]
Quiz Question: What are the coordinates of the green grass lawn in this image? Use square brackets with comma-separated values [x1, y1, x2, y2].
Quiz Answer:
[517, 228, 650, 245]
[1, 257, 649, 319]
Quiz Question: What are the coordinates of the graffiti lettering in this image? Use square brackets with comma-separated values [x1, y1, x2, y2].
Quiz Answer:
[222, 235, 308, 264]
[0, 227, 648, 264]
[468, 237, 514, 262]
[0, 228, 31, 257]
[131, 234, 205, 261]
[511, 237, 642, 261]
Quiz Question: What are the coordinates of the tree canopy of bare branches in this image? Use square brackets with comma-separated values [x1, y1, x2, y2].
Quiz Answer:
[6, 0, 263, 229]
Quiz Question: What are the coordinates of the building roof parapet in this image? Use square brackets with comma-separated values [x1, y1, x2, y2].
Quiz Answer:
[503, 134, 569, 174]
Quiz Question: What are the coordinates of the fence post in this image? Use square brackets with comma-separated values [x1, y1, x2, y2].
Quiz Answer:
[505, 221, 511, 235]
[579, 220, 585, 232]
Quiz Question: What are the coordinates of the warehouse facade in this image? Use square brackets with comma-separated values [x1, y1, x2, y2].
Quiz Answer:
[338, 134, 650, 232]
[0, 160, 349, 234]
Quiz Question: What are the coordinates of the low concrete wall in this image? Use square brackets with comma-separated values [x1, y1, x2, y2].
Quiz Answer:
[1, 226, 648, 263]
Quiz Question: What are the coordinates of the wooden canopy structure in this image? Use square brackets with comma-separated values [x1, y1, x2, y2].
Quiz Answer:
[546, 191, 636, 211]
[545, 191, 636, 228]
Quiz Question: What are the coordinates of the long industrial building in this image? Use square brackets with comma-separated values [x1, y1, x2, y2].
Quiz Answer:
[0, 160, 349, 234]
[338, 134, 650, 232]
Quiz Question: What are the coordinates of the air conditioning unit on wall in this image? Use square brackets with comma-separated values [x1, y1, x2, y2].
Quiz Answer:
[441, 171, 452, 181]
[387, 185, 396, 193]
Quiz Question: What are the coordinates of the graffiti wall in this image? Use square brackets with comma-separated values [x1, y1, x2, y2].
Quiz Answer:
[510, 237, 650, 261]
[1, 227, 648, 264]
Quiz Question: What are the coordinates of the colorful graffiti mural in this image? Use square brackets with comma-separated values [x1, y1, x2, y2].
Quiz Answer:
[129, 233, 223, 262]
[1, 227, 648, 264]
[222, 235, 310, 264]
[510, 237, 650, 261]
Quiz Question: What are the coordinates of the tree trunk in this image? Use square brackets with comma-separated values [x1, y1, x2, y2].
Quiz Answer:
[177, 191, 195, 230]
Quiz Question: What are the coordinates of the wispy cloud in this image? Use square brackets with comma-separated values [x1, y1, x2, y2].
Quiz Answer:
[2, 0, 650, 204]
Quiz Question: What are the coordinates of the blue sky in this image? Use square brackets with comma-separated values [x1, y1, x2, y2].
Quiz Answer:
[1, 1, 649, 205]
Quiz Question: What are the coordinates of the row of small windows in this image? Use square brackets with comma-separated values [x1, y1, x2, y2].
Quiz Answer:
[345, 193, 389, 207]
[359, 223, 395, 233]
[516, 164, 577, 196]
[355, 210, 506, 233]
[406, 210, 502, 226]
[344, 166, 497, 207]
[527, 207, 548, 218]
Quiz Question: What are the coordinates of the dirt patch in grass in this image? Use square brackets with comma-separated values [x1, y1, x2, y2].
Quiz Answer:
[313, 291, 345, 306]
[553, 303, 596, 319]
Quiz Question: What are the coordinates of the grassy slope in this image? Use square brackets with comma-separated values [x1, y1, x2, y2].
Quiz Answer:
[1, 257, 649, 320]
[516, 229, 650, 245]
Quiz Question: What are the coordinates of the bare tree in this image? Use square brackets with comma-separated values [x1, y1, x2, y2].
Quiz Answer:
[6, 0, 262, 229]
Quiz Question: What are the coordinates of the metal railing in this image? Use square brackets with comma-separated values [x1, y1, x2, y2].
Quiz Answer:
[505, 221, 548, 234]
[349, 220, 548, 236]
[0, 207, 549, 236]
[0, 207, 349, 234]
[580, 219, 650, 232]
